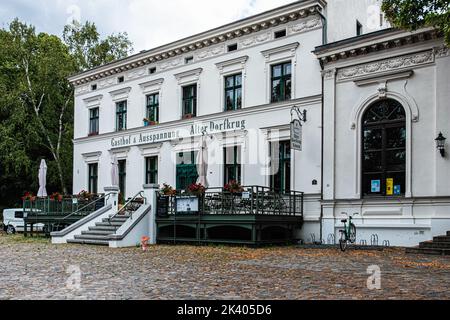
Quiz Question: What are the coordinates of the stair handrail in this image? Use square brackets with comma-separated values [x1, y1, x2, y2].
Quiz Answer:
[108, 191, 146, 225]
[59, 193, 112, 221]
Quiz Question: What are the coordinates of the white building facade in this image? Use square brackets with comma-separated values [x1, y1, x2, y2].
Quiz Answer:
[69, 0, 450, 246]
[315, 28, 450, 246]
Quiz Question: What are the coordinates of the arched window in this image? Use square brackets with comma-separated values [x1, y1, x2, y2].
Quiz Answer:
[362, 99, 406, 197]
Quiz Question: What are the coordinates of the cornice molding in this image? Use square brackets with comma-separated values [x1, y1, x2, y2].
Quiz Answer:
[139, 78, 164, 93]
[82, 151, 102, 163]
[83, 94, 103, 108]
[434, 45, 450, 58]
[317, 29, 441, 66]
[69, 3, 324, 86]
[353, 70, 414, 87]
[321, 68, 336, 80]
[215, 56, 249, 71]
[109, 87, 132, 101]
[336, 50, 434, 81]
[174, 68, 203, 85]
[261, 42, 300, 61]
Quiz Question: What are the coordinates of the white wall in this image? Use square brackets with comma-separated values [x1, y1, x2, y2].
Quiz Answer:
[326, 0, 389, 43]
[72, 14, 324, 202]
[320, 36, 450, 245]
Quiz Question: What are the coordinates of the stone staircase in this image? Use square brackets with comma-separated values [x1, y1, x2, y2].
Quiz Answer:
[406, 231, 450, 256]
[67, 214, 131, 246]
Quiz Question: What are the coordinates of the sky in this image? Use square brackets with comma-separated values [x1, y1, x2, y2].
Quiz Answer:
[0, 0, 296, 53]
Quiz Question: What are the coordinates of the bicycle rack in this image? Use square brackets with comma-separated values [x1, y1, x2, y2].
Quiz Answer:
[371, 234, 379, 246]
[383, 240, 390, 247]
[360, 239, 367, 246]
[310, 233, 316, 244]
[327, 233, 335, 245]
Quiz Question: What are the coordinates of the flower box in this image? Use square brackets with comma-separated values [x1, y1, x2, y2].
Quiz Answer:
[182, 113, 195, 120]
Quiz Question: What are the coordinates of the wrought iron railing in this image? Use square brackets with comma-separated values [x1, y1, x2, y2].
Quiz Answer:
[59, 193, 111, 221]
[23, 194, 106, 217]
[108, 191, 146, 226]
[157, 186, 304, 216]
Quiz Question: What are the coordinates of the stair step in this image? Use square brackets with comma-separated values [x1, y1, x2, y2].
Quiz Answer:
[447, 231, 450, 237]
[81, 230, 115, 236]
[89, 225, 117, 231]
[433, 236, 450, 243]
[67, 239, 109, 246]
[420, 242, 450, 249]
[102, 217, 129, 223]
[406, 247, 450, 256]
[74, 234, 111, 241]
[95, 221, 123, 227]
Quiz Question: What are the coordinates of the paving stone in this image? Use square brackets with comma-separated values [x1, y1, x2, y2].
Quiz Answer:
[0, 234, 449, 299]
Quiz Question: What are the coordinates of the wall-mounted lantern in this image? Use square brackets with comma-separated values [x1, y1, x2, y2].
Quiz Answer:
[435, 132, 446, 157]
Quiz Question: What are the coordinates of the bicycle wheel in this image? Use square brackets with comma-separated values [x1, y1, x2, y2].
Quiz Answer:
[349, 224, 357, 244]
[339, 232, 347, 252]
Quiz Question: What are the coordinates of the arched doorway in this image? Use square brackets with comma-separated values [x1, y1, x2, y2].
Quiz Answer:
[361, 99, 406, 197]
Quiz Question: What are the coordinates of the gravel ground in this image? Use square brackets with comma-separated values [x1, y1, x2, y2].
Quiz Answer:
[0, 233, 449, 300]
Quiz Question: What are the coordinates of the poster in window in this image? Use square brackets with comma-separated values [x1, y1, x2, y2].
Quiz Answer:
[371, 180, 381, 193]
[394, 185, 401, 196]
[386, 178, 394, 196]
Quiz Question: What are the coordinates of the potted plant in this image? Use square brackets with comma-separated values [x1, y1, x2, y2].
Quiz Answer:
[187, 183, 206, 197]
[49, 192, 63, 202]
[183, 113, 194, 120]
[143, 118, 150, 126]
[224, 180, 244, 194]
[77, 190, 93, 202]
[22, 192, 36, 202]
[160, 183, 176, 196]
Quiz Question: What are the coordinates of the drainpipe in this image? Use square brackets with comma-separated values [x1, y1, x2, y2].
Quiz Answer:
[318, 9, 327, 243]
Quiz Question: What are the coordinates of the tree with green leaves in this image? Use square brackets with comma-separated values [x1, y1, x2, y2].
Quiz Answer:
[0, 19, 133, 204]
[63, 21, 133, 71]
[382, 0, 450, 46]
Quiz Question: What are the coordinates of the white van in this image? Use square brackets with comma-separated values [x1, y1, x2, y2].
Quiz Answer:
[2, 209, 44, 234]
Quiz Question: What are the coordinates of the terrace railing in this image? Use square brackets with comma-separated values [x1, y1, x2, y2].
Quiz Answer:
[23, 194, 107, 218]
[108, 191, 146, 228]
[157, 186, 304, 217]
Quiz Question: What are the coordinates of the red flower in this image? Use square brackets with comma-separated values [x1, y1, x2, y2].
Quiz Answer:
[188, 183, 206, 195]
[224, 180, 244, 193]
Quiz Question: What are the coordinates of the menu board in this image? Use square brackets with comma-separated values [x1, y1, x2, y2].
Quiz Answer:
[156, 196, 169, 217]
[176, 196, 199, 214]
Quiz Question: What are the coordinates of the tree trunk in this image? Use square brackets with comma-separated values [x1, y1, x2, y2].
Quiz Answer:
[53, 154, 68, 195]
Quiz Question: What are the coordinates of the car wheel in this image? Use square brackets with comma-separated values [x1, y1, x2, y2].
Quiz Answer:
[6, 225, 16, 235]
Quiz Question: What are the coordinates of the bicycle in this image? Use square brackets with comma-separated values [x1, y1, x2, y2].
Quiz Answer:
[339, 212, 358, 252]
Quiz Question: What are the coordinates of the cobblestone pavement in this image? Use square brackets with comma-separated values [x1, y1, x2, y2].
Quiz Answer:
[0, 234, 449, 300]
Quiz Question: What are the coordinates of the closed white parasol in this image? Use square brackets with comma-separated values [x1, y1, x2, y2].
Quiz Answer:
[111, 155, 119, 187]
[37, 159, 48, 197]
[196, 134, 209, 188]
